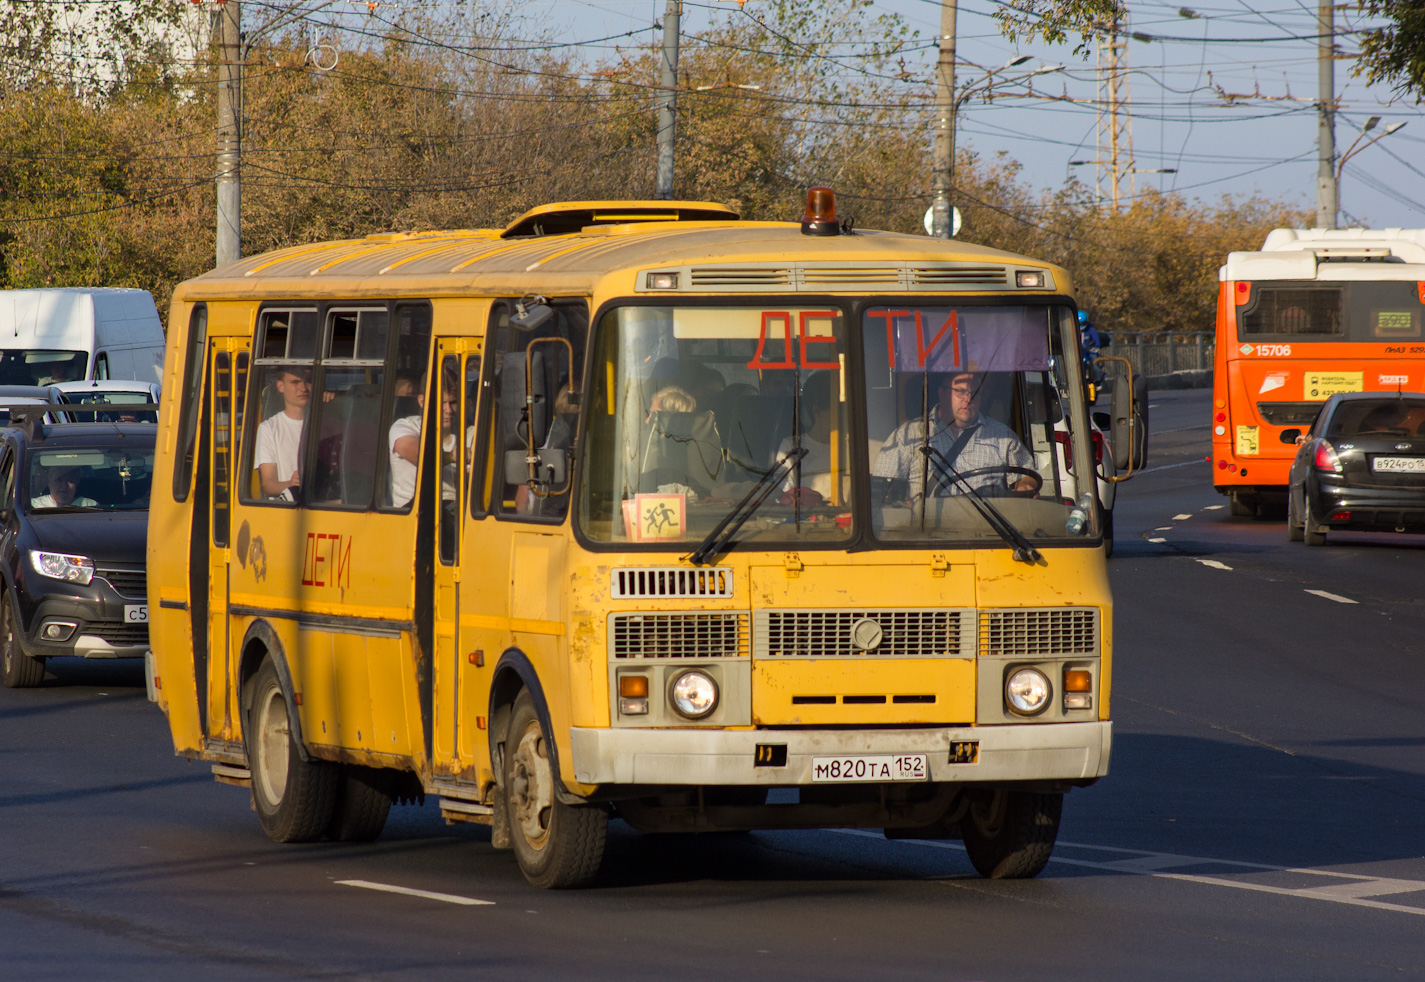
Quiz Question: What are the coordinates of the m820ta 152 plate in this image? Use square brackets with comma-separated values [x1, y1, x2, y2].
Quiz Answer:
[810, 754, 928, 783]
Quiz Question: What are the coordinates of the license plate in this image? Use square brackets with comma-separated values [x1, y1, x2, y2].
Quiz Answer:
[1371, 456, 1425, 473]
[124, 605, 148, 624]
[810, 754, 928, 783]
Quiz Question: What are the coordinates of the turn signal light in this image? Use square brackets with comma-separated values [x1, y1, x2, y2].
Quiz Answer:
[1064, 669, 1092, 692]
[801, 186, 840, 236]
[619, 675, 649, 698]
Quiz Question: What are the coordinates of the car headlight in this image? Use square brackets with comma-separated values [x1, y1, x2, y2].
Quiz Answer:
[30, 550, 95, 585]
[669, 669, 719, 720]
[1005, 667, 1052, 716]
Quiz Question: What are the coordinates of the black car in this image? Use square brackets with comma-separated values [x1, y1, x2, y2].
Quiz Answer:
[1284, 391, 1425, 545]
[0, 418, 154, 686]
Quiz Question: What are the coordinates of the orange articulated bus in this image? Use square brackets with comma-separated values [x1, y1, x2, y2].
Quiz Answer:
[1213, 228, 1425, 516]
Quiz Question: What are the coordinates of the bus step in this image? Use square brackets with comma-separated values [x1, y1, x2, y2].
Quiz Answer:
[211, 763, 252, 788]
[440, 798, 493, 826]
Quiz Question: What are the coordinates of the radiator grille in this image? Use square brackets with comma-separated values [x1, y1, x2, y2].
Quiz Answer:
[689, 267, 791, 287]
[97, 567, 146, 599]
[979, 608, 1098, 658]
[611, 566, 732, 599]
[610, 612, 749, 659]
[756, 609, 970, 658]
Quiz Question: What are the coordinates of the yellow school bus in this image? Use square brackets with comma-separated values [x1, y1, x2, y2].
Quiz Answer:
[149, 192, 1118, 888]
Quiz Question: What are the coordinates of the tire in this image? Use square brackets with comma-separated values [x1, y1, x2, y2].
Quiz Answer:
[960, 789, 1063, 879]
[502, 690, 606, 888]
[326, 765, 393, 842]
[245, 659, 337, 843]
[1, 595, 44, 688]
[1303, 498, 1327, 547]
[1228, 492, 1256, 518]
[1286, 490, 1304, 542]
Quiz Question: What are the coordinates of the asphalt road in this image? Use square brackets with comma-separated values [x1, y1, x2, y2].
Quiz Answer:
[3, 386, 1423, 981]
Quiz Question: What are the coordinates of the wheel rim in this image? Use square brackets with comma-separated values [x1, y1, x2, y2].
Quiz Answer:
[255, 687, 290, 807]
[509, 722, 553, 851]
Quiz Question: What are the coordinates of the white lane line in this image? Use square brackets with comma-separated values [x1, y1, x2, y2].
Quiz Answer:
[1172, 514, 1193, 521]
[1154, 526, 1173, 531]
[336, 880, 494, 906]
[1148, 537, 1166, 543]
[1305, 589, 1359, 605]
[834, 830, 1425, 917]
[1204, 505, 1225, 510]
[1137, 459, 1206, 475]
[1196, 559, 1233, 570]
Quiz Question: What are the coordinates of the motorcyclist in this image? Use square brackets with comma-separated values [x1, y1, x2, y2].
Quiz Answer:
[1078, 310, 1106, 401]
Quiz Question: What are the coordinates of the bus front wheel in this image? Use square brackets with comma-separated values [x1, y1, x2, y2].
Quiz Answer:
[502, 690, 606, 888]
[246, 659, 337, 843]
[961, 789, 1063, 879]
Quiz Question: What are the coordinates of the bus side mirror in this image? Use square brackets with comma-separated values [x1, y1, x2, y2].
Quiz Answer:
[1106, 364, 1149, 472]
[1279, 428, 1301, 444]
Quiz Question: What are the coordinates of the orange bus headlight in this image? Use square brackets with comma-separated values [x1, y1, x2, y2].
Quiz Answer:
[619, 674, 649, 716]
[1063, 669, 1093, 710]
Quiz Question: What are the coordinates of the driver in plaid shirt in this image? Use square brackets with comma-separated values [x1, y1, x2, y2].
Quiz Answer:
[872, 371, 1035, 501]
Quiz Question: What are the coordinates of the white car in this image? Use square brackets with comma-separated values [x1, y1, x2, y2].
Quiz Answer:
[51, 379, 160, 423]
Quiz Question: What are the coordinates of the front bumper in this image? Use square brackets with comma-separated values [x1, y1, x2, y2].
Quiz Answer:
[22, 595, 148, 659]
[570, 721, 1111, 786]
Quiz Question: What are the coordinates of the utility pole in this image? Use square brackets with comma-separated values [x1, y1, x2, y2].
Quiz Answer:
[929, 0, 957, 238]
[1095, 21, 1133, 211]
[216, 0, 242, 267]
[655, 1, 680, 200]
[1314, 0, 1336, 228]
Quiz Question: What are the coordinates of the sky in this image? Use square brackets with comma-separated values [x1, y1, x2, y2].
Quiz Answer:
[454, 0, 1424, 232]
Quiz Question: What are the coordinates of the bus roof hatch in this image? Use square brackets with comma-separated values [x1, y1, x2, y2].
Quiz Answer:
[500, 200, 739, 239]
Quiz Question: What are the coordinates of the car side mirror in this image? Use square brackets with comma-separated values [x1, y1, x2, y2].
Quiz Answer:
[1279, 428, 1301, 444]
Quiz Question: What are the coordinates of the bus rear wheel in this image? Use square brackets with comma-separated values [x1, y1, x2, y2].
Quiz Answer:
[960, 789, 1063, 879]
[502, 690, 606, 888]
[1, 600, 44, 688]
[327, 765, 393, 842]
[246, 659, 337, 843]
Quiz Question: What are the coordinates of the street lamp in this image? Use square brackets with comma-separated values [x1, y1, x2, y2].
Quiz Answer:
[1335, 118, 1406, 224]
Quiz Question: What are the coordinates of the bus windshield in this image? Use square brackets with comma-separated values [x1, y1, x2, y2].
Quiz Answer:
[578, 302, 1095, 550]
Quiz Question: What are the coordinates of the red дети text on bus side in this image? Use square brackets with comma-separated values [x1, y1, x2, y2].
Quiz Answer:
[746, 311, 842, 371]
[302, 532, 352, 589]
[866, 309, 962, 369]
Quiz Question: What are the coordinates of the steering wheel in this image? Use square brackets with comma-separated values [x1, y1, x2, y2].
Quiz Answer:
[941, 465, 1042, 498]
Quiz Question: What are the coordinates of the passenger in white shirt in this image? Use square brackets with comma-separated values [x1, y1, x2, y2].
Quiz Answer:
[254, 368, 311, 500]
[390, 380, 458, 508]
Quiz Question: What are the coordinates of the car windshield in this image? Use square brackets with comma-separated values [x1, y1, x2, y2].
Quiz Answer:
[25, 444, 154, 511]
[59, 392, 157, 424]
[0, 350, 86, 386]
[577, 302, 1097, 551]
[1325, 397, 1425, 438]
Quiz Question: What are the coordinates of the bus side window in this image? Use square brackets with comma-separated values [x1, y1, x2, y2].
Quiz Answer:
[242, 307, 318, 505]
[380, 304, 433, 512]
[308, 308, 388, 509]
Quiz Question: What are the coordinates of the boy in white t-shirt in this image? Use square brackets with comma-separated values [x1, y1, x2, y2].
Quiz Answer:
[254, 368, 312, 500]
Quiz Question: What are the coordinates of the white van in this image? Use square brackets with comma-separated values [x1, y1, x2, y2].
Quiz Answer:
[0, 288, 165, 386]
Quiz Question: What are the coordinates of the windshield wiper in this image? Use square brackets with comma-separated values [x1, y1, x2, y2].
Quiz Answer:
[917, 445, 1043, 565]
[687, 447, 807, 566]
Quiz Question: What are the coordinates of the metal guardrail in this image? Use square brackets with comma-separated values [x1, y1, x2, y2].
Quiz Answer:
[1101, 333, 1214, 376]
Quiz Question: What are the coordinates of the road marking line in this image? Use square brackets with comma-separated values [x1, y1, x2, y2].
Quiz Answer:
[1196, 559, 1232, 570]
[1204, 505, 1224, 510]
[1148, 537, 1166, 543]
[336, 880, 494, 906]
[1137, 459, 1205, 475]
[1173, 514, 1193, 521]
[833, 831, 1425, 917]
[1305, 589, 1358, 604]
[1154, 526, 1173, 531]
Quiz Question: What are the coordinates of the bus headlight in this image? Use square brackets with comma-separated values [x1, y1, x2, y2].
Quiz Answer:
[30, 550, 94, 585]
[1005, 667, 1052, 716]
[669, 669, 719, 719]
